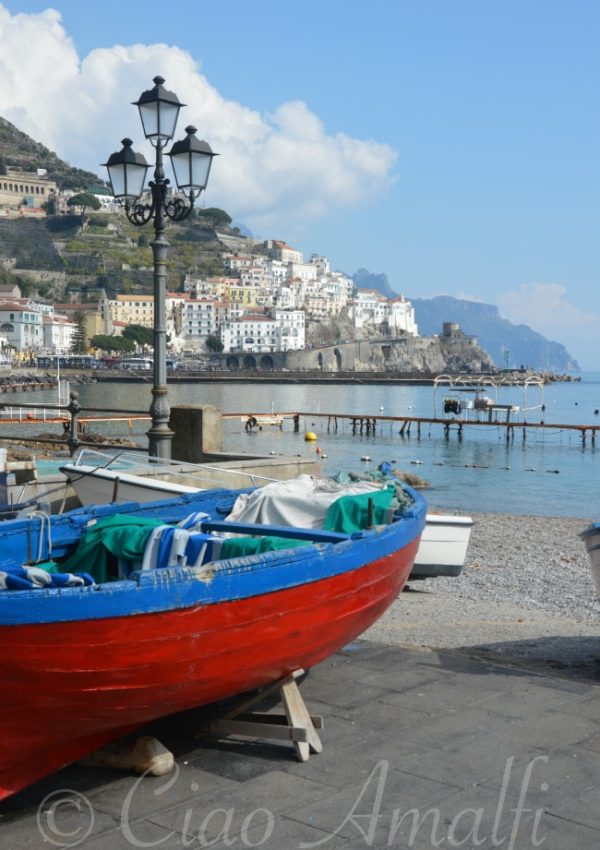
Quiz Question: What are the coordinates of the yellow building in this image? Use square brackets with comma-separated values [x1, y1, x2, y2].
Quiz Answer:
[0, 167, 58, 208]
[227, 283, 261, 307]
[108, 294, 154, 328]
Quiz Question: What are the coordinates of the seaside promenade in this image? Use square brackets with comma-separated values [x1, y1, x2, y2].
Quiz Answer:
[3, 638, 600, 849]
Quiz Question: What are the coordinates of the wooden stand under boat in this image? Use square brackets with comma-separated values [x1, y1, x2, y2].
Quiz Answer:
[195, 669, 323, 762]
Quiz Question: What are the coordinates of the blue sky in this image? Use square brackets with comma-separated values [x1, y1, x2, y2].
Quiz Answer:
[1, 1, 599, 367]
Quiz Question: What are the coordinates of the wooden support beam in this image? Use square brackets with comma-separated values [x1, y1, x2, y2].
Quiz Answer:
[193, 670, 323, 762]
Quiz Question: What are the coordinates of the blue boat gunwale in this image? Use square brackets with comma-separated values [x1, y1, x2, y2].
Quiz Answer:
[580, 523, 600, 541]
[0, 486, 426, 627]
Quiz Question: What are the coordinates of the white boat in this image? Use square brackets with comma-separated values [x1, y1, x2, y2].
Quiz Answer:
[60, 451, 473, 579]
[579, 523, 600, 595]
[58, 450, 294, 505]
[408, 513, 473, 579]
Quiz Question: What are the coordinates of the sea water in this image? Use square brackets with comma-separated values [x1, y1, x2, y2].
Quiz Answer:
[19, 372, 600, 520]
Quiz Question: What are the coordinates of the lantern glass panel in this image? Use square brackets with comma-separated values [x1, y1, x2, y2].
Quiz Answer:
[107, 163, 126, 197]
[139, 100, 180, 143]
[170, 151, 212, 191]
[108, 161, 147, 198]
[191, 154, 213, 189]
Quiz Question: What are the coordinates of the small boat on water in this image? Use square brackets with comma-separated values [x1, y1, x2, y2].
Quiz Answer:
[0, 478, 426, 800]
[579, 523, 600, 594]
[60, 451, 473, 579]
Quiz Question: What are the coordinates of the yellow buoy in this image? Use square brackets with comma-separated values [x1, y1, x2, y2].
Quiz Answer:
[304, 431, 318, 442]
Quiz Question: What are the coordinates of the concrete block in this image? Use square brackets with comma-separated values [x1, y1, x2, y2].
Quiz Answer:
[170, 404, 222, 461]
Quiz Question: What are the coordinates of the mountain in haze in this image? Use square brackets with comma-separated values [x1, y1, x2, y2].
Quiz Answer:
[410, 296, 579, 372]
[353, 268, 398, 299]
[0, 117, 102, 190]
[352, 270, 579, 372]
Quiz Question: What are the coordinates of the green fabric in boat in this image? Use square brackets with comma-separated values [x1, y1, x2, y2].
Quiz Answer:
[60, 515, 163, 583]
[32, 560, 60, 573]
[220, 536, 309, 560]
[322, 486, 395, 534]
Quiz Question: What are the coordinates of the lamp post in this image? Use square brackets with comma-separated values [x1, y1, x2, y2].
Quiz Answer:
[103, 76, 217, 458]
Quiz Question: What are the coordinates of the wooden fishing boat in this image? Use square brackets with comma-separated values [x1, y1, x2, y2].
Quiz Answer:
[0, 480, 426, 800]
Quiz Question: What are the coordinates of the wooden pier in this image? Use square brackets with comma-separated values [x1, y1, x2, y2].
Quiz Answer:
[1, 405, 597, 448]
[231, 410, 600, 447]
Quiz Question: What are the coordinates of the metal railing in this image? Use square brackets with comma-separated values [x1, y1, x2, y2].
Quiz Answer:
[0, 391, 149, 456]
[68, 448, 280, 488]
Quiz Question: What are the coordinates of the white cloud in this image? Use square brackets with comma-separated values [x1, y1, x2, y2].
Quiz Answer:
[497, 283, 600, 368]
[0, 5, 397, 234]
[497, 283, 597, 336]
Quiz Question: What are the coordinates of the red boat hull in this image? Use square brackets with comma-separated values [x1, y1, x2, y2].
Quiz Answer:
[0, 537, 418, 800]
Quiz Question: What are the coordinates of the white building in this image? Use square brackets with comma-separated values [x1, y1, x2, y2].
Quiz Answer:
[274, 309, 305, 351]
[224, 255, 255, 274]
[221, 309, 305, 353]
[240, 266, 269, 287]
[0, 300, 44, 351]
[350, 289, 418, 336]
[183, 298, 218, 343]
[264, 240, 304, 264]
[221, 315, 278, 353]
[166, 292, 188, 352]
[387, 297, 418, 335]
[310, 254, 331, 275]
[286, 261, 318, 285]
[42, 314, 76, 352]
[265, 259, 288, 284]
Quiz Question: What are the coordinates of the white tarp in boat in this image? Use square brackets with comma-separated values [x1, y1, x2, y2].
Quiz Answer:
[225, 474, 386, 529]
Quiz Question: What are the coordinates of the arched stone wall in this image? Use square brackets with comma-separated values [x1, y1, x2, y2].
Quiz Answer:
[260, 355, 274, 370]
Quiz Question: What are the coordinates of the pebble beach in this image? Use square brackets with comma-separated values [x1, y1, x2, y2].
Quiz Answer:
[365, 511, 600, 678]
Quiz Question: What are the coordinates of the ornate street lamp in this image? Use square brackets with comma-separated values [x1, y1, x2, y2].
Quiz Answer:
[103, 76, 218, 458]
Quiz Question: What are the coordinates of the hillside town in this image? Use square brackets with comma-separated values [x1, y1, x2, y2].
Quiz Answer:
[0, 165, 420, 364]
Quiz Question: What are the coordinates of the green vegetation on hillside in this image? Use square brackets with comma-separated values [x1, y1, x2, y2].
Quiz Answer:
[0, 117, 102, 190]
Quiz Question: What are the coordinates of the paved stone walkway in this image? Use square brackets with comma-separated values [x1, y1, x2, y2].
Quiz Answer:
[2, 640, 600, 849]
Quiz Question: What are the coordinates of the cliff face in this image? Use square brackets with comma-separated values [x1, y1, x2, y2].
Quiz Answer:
[284, 333, 496, 373]
[410, 296, 579, 372]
